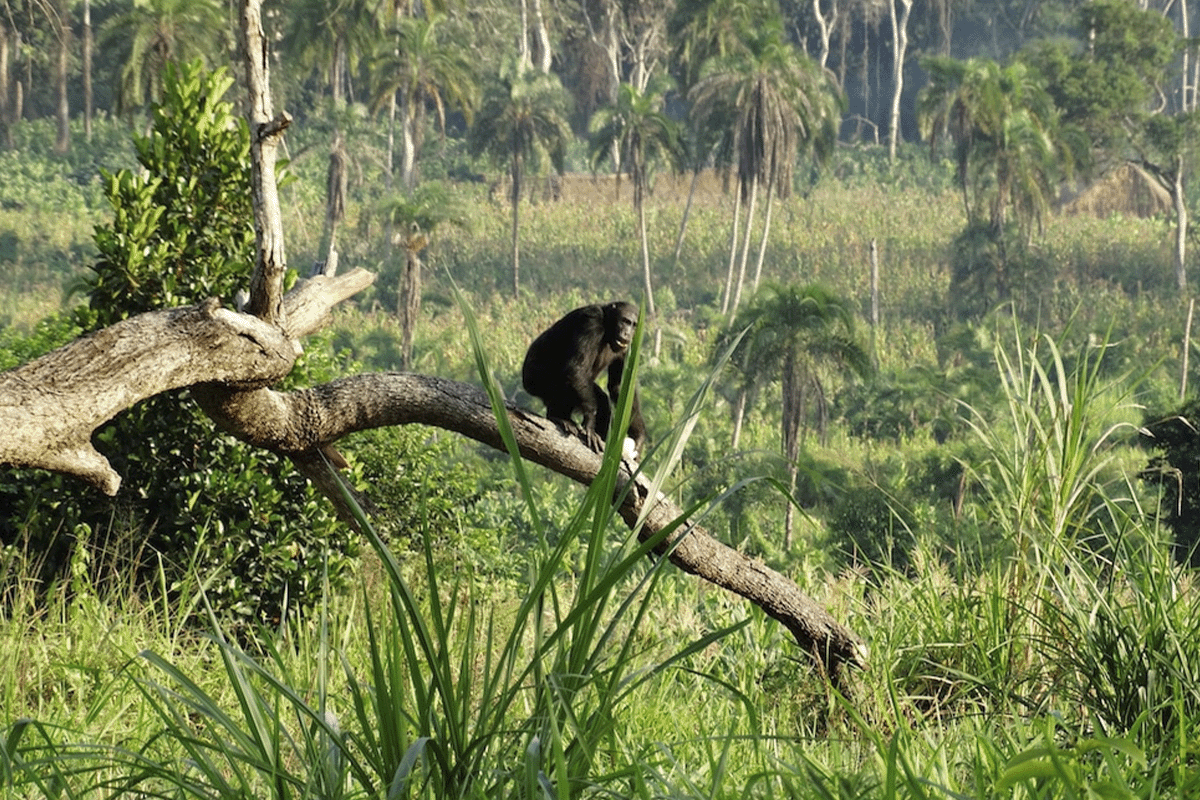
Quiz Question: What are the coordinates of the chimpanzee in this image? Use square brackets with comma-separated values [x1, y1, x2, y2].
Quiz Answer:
[522, 300, 647, 458]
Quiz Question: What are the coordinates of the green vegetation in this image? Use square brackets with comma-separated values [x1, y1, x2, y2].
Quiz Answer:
[6, 0, 1200, 796]
[3, 105, 1199, 795]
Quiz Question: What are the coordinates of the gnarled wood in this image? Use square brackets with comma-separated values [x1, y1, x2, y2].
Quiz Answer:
[193, 371, 869, 674]
[0, 270, 374, 494]
[240, 0, 289, 325]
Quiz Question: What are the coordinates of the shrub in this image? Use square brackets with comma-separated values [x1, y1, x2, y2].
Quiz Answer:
[1140, 397, 1200, 564]
[827, 481, 917, 571]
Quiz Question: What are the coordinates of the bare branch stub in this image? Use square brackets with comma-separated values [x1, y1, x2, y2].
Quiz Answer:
[240, 0, 289, 326]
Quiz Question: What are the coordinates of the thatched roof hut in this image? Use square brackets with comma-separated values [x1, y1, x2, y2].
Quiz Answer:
[1058, 162, 1172, 218]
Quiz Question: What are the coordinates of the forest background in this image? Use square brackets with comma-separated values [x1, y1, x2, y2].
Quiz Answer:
[5, 0, 1200, 797]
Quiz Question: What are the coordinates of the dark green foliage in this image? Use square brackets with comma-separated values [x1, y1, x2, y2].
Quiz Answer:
[1024, 0, 1175, 146]
[1141, 399, 1200, 565]
[827, 482, 916, 571]
[947, 221, 1057, 319]
[0, 61, 353, 627]
[841, 366, 959, 443]
[80, 61, 254, 327]
[349, 426, 497, 567]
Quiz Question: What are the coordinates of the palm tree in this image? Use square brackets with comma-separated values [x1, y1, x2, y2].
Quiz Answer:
[690, 29, 841, 315]
[281, 0, 380, 106]
[668, 0, 778, 91]
[377, 181, 470, 368]
[717, 284, 873, 547]
[918, 56, 1070, 304]
[588, 79, 683, 356]
[100, 0, 227, 115]
[371, 13, 477, 189]
[918, 56, 1066, 242]
[667, 0, 778, 278]
[468, 60, 571, 298]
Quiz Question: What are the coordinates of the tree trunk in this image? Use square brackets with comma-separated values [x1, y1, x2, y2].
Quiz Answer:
[869, 237, 879, 328]
[531, 0, 552, 74]
[53, 28, 69, 154]
[511, 151, 522, 297]
[320, 132, 347, 268]
[398, 248, 421, 369]
[751, 177, 776, 291]
[887, 0, 912, 162]
[240, 0, 289, 325]
[1182, 0, 1192, 111]
[400, 96, 417, 189]
[635, 189, 660, 357]
[672, 167, 701, 266]
[599, 0, 620, 103]
[721, 186, 742, 315]
[1174, 155, 1188, 292]
[730, 386, 747, 449]
[83, 0, 93, 141]
[0, 22, 12, 148]
[518, 0, 531, 69]
[730, 176, 759, 314]
[812, 0, 837, 71]
[386, 93, 397, 188]
[781, 355, 803, 549]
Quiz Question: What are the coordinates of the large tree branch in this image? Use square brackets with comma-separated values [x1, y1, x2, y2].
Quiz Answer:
[193, 371, 868, 674]
[0, 270, 373, 494]
[0, 318, 867, 673]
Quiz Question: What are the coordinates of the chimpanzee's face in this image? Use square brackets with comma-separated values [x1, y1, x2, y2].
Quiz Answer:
[608, 302, 638, 350]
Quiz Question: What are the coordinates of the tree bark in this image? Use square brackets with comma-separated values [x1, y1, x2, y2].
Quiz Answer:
[83, 0, 93, 142]
[887, 0, 912, 162]
[530, 0, 552, 74]
[635, 181, 660, 357]
[511, 150, 523, 297]
[812, 0, 837, 72]
[397, 240, 422, 369]
[721, 186, 742, 315]
[751, 177, 775, 292]
[0, 270, 373, 494]
[241, 0, 289, 325]
[518, 0, 531, 70]
[730, 177, 758, 314]
[0, 20, 10, 149]
[1173, 155, 1188, 292]
[53, 20, 69, 154]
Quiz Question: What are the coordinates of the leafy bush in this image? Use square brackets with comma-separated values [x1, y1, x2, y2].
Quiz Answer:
[79, 62, 255, 325]
[349, 426, 492, 566]
[1140, 397, 1200, 564]
[827, 481, 917, 571]
[0, 61, 353, 628]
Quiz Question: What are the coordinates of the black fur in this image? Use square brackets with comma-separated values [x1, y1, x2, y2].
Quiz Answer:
[522, 301, 647, 455]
